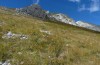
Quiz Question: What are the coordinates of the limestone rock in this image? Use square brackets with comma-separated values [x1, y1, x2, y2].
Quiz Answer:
[48, 13, 77, 25]
[2, 31, 29, 40]
[76, 21, 100, 32]
[16, 4, 48, 19]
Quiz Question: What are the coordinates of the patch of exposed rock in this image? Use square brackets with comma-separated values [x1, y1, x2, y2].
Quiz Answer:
[0, 60, 11, 65]
[2, 31, 29, 40]
[40, 30, 51, 35]
[49, 13, 77, 26]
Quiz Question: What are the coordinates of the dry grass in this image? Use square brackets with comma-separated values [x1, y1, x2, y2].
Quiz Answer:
[0, 11, 100, 65]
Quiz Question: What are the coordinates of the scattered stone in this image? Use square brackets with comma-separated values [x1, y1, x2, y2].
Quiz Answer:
[1, 60, 11, 65]
[20, 61, 24, 65]
[0, 62, 2, 65]
[2, 31, 17, 39]
[20, 35, 28, 40]
[17, 52, 22, 55]
[66, 44, 69, 47]
[2, 31, 29, 40]
[48, 56, 51, 58]
[40, 30, 51, 35]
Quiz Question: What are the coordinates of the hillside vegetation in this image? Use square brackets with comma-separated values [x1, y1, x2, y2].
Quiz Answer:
[0, 10, 100, 65]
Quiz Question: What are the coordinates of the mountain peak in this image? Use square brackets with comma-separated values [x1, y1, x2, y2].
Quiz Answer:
[30, 4, 41, 9]
[15, 4, 100, 32]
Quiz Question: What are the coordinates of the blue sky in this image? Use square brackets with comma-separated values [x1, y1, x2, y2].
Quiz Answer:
[0, 0, 100, 25]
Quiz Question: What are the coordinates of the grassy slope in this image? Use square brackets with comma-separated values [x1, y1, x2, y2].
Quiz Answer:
[0, 11, 100, 65]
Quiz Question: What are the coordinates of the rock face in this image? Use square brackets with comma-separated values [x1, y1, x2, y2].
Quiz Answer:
[16, 4, 48, 19]
[76, 21, 100, 32]
[16, 4, 76, 25]
[49, 13, 77, 25]
[16, 4, 100, 32]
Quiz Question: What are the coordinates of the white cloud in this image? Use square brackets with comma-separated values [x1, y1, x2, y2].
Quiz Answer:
[69, 0, 80, 3]
[78, 0, 100, 12]
[89, 0, 100, 12]
[35, 0, 40, 4]
[78, 4, 86, 11]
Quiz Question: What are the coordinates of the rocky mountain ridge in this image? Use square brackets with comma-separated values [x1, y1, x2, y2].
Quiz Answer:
[15, 4, 100, 32]
[1, 4, 100, 32]
[76, 21, 100, 32]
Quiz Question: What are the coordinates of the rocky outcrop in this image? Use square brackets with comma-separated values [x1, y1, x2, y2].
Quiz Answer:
[16, 4, 48, 19]
[76, 21, 100, 32]
[48, 13, 77, 25]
